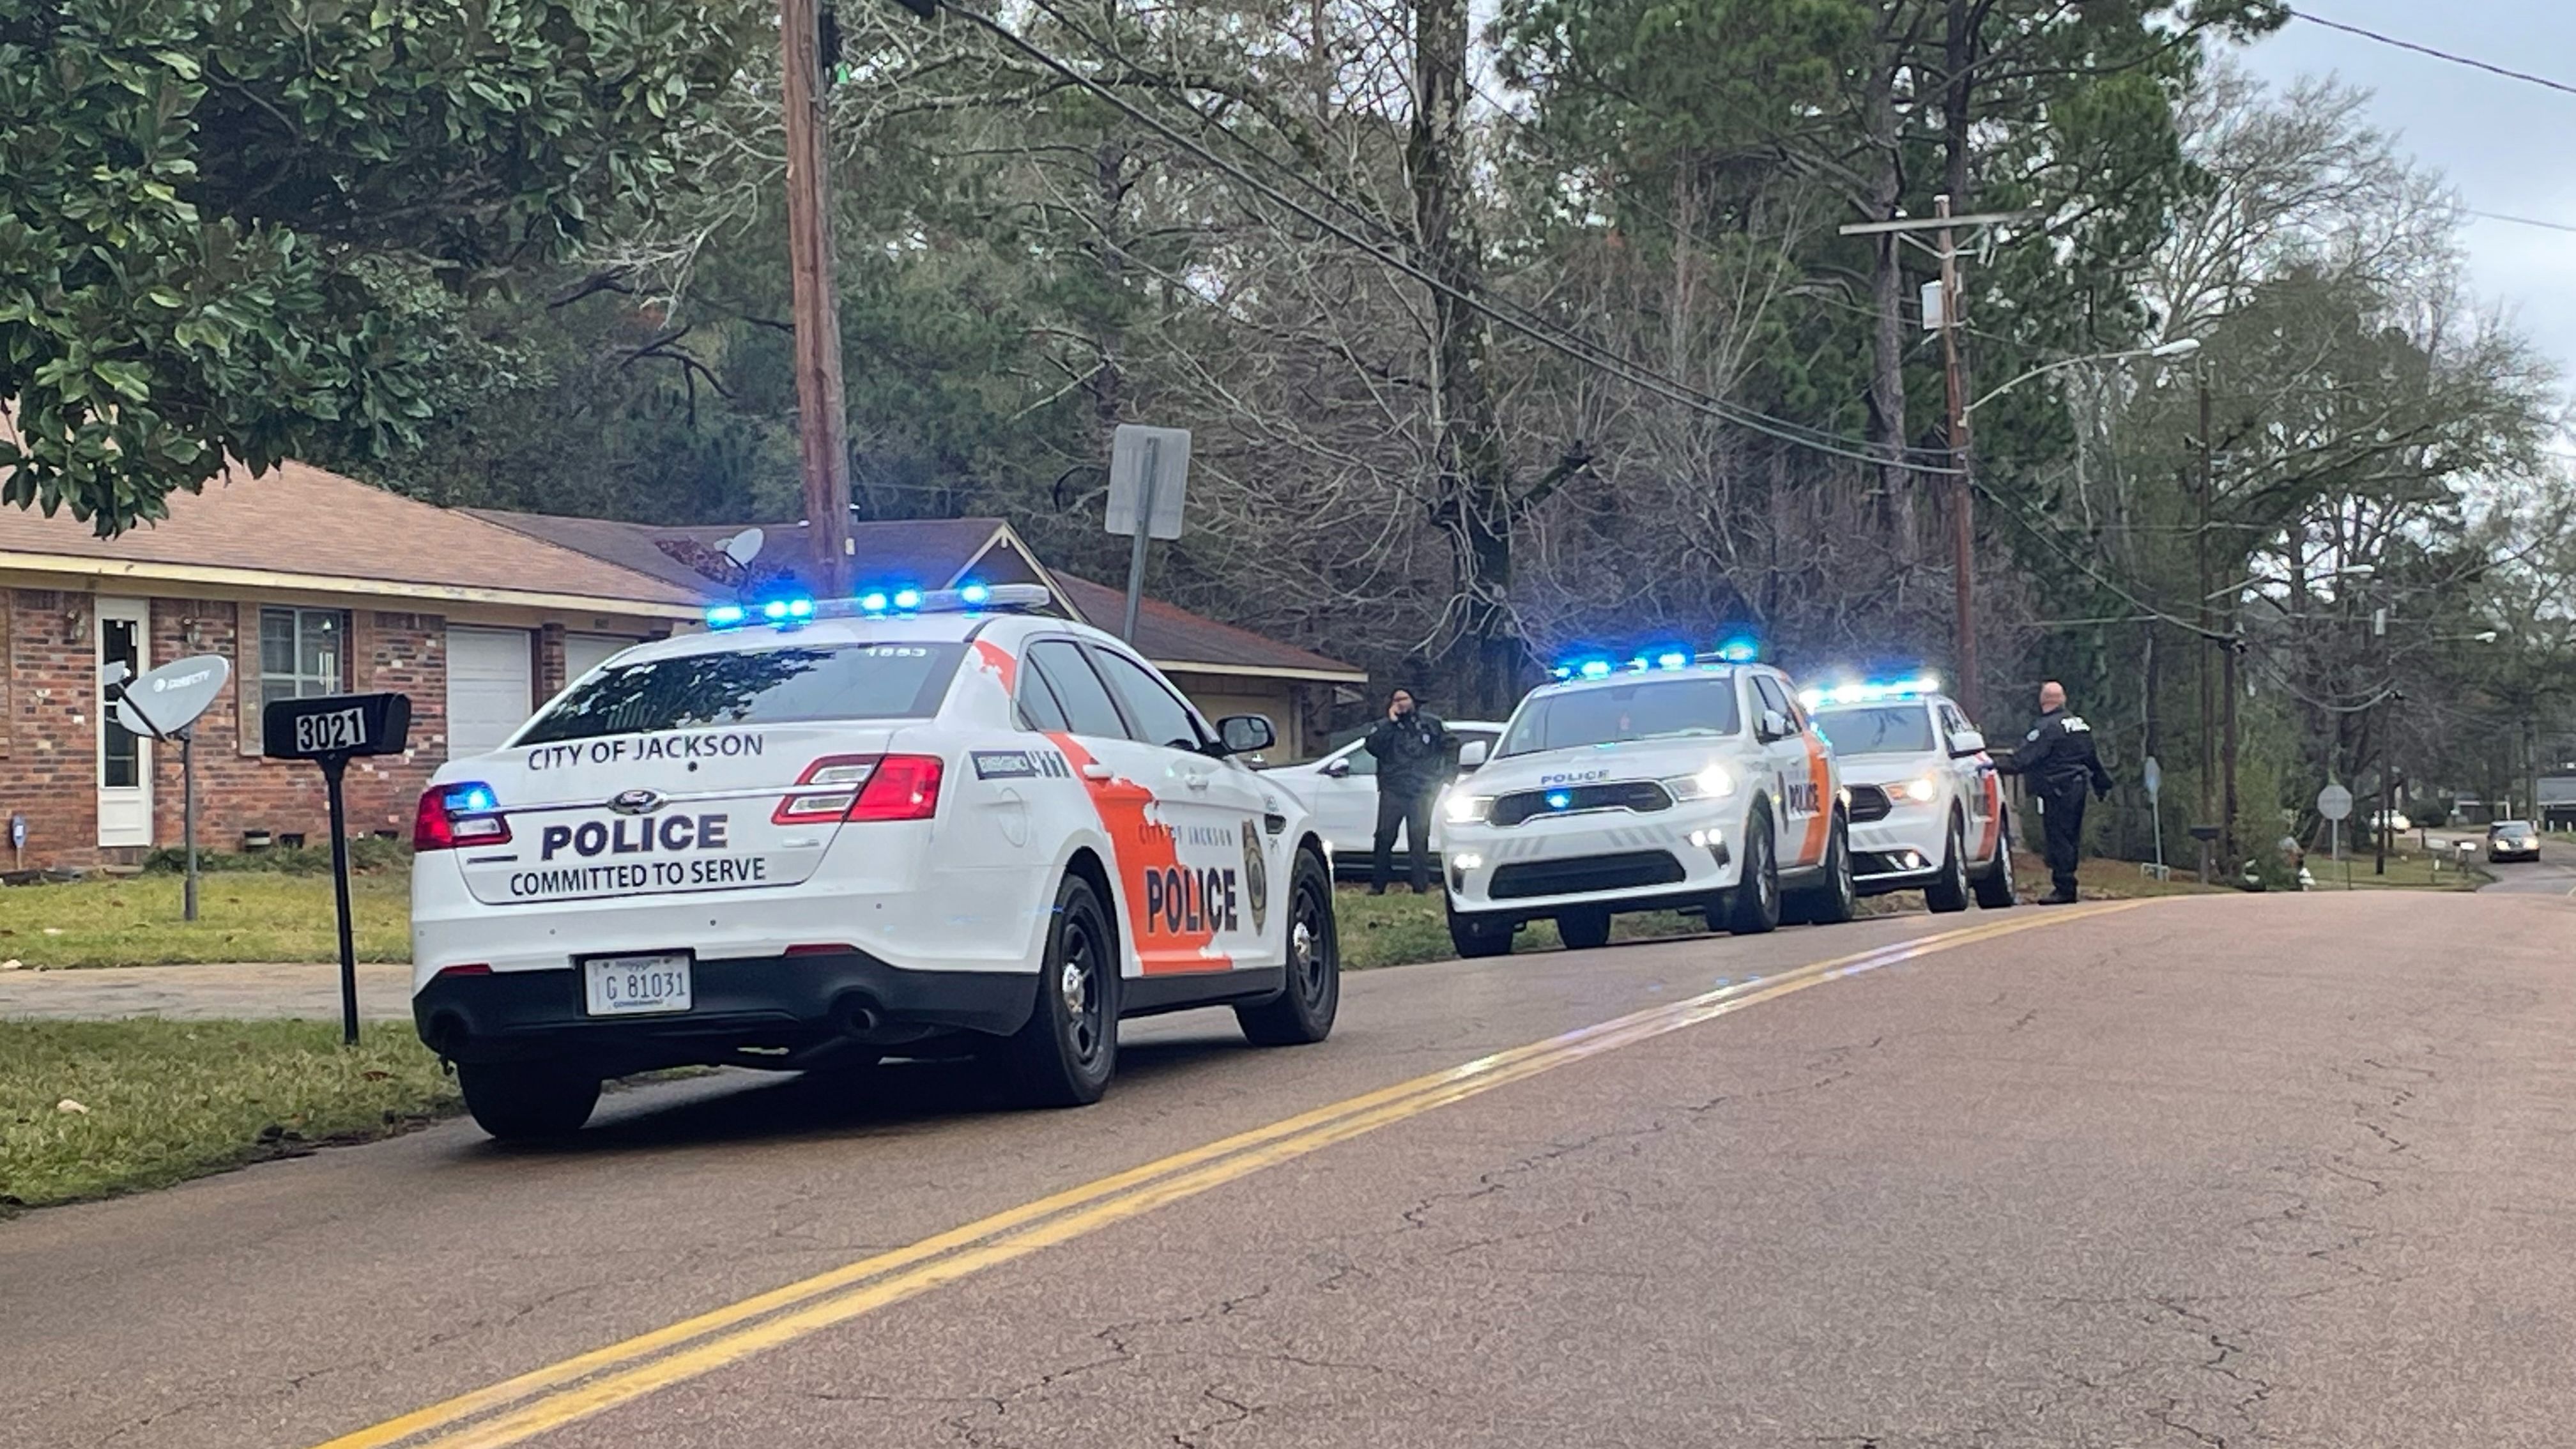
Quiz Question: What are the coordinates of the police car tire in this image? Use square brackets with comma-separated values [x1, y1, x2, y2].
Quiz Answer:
[1972, 814, 2019, 908]
[1718, 809, 1781, 936]
[1446, 898, 1516, 958]
[1786, 815, 1856, 926]
[457, 1061, 600, 1142]
[1556, 907, 1613, 951]
[1236, 850, 1340, 1047]
[1008, 874, 1119, 1108]
[1925, 815, 1972, 914]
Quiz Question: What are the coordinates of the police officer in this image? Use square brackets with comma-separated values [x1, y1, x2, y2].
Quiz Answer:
[1996, 680, 2114, 904]
[1365, 687, 1455, 894]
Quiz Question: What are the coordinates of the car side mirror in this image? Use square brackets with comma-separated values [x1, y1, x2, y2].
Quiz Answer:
[1758, 709, 1791, 742]
[1457, 739, 1491, 769]
[1949, 729, 1986, 758]
[1216, 715, 1275, 756]
[1321, 758, 1351, 779]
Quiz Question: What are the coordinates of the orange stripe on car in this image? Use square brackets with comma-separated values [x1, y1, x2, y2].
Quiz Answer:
[1045, 733, 1232, 976]
[1798, 732, 1833, 864]
[971, 639, 1018, 692]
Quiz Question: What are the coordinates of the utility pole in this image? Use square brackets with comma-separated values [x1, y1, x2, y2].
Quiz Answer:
[1936, 195, 1977, 724]
[1837, 203, 2034, 724]
[781, 0, 854, 596]
[2374, 603, 2390, 877]
[2195, 364, 2214, 880]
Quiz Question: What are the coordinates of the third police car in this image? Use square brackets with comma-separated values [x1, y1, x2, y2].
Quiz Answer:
[1434, 647, 1855, 957]
[1801, 676, 2018, 912]
[409, 585, 1339, 1139]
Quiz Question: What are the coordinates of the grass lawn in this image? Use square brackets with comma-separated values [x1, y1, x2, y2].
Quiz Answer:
[0, 1020, 457, 1213]
[0, 872, 409, 969]
[2299, 852, 2488, 891]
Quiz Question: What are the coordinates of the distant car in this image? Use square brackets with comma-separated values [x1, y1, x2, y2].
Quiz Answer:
[2371, 810, 2411, 833]
[1264, 721, 1505, 871]
[2488, 820, 2542, 863]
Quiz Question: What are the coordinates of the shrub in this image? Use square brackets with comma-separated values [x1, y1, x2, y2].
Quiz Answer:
[142, 837, 411, 877]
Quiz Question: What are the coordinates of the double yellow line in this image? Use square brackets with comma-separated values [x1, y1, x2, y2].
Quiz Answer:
[317, 901, 2137, 1449]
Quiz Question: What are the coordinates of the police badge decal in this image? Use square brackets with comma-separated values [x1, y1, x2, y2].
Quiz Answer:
[1241, 818, 1269, 934]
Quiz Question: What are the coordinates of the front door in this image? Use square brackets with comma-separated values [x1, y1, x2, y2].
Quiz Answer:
[96, 597, 152, 847]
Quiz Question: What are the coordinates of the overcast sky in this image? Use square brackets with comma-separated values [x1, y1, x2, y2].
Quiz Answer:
[2235, 3, 2576, 388]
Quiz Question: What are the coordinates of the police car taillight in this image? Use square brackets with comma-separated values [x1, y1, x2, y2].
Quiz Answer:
[773, 755, 945, 825]
[414, 783, 510, 852]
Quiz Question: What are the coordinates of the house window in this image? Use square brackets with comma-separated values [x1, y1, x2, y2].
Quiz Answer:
[261, 608, 348, 703]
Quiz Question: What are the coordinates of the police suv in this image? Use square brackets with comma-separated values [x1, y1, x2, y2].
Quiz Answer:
[1434, 651, 1854, 957]
[1802, 677, 2017, 912]
[410, 585, 1340, 1138]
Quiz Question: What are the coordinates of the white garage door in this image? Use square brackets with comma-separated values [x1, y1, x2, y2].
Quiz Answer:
[447, 626, 534, 759]
[563, 632, 638, 686]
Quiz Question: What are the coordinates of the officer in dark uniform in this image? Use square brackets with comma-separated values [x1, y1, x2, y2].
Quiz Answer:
[1995, 680, 2114, 904]
[1364, 687, 1455, 894]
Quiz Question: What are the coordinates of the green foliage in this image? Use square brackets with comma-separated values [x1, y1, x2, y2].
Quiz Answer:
[0, 0, 755, 533]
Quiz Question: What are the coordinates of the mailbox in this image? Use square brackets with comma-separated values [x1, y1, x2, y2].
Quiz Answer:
[263, 693, 412, 761]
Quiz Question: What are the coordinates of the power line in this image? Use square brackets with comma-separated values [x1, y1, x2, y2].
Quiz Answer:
[2469, 209, 2576, 235]
[947, 0, 1958, 473]
[2284, 6, 2576, 100]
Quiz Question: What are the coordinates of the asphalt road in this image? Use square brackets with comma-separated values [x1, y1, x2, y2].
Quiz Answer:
[7, 889, 2575, 1448]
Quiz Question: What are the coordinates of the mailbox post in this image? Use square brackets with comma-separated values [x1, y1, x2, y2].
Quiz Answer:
[264, 694, 412, 1045]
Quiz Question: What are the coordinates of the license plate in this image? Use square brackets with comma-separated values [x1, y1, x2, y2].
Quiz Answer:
[583, 954, 693, 1016]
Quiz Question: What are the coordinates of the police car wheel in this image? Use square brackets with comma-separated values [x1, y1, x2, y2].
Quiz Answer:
[1237, 849, 1340, 1047]
[1556, 907, 1613, 951]
[1972, 815, 2019, 908]
[1924, 815, 1972, 914]
[1718, 810, 1781, 936]
[457, 1061, 600, 1142]
[1787, 815, 1856, 926]
[1008, 873, 1119, 1107]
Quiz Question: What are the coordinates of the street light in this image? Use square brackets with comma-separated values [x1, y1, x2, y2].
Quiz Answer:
[1964, 337, 2202, 416]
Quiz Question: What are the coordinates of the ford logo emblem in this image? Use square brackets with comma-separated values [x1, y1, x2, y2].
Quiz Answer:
[607, 788, 663, 815]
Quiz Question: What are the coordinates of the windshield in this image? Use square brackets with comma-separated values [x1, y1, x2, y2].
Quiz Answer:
[1498, 677, 1740, 756]
[1813, 705, 1936, 756]
[2494, 822, 2534, 838]
[516, 642, 967, 744]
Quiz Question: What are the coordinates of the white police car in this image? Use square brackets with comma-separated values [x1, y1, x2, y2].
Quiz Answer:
[410, 585, 1339, 1138]
[1802, 677, 2016, 912]
[1434, 648, 1853, 956]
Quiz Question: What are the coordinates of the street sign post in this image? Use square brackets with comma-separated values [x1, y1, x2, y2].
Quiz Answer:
[2142, 756, 2165, 875]
[264, 693, 413, 1045]
[104, 654, 231, 921]
[1105, 423, 1190, 642]
[2317, 783, 2353, 874]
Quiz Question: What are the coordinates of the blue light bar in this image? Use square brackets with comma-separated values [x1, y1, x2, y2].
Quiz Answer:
[705, 603, 747, 629]
[1655, 650, 1690, 671]
[858, 590, 889, 613]
[892, 587, 924, 611]
[1800, 672, 1944, 710]
[959, 583, 991, 606]
[1715, 634, 1760, 664]
[1578, 659, 1613, 679]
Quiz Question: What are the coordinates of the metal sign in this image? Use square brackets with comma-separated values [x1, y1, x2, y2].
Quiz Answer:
[2141, 756, 2162, 804]
[110, 654, 229, 740]
[1105, 423, 1191, 642]
[263, 693, 414, 1045]
[2316, 783, 2353, 822]
[263, 693, 413, 762]
[1105, 424, 1190, 541]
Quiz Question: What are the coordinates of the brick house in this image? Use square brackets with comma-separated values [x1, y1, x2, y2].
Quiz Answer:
[0, 474, 1362, 870]
[0, 464, 701, 868]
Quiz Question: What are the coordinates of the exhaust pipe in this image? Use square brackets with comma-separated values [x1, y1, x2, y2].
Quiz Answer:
[832, 993, 883, 1038]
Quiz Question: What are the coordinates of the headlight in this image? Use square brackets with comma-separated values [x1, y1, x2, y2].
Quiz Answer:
[1667, 763, 1736, 801]
[1902, 776, 1940, 803]
[1445, 793, 1494, 825]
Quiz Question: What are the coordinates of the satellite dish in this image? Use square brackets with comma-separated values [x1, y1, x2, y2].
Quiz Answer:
[111, 654, 231, 740]
[721, 528, 765, 567]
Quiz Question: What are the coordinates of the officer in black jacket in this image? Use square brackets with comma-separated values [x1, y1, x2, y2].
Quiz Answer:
[1364, 687, 1456, 894]
[1995, 680, 2114, 904]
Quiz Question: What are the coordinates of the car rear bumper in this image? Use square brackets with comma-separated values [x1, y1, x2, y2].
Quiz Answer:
[413, 950, 1035, 1073]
